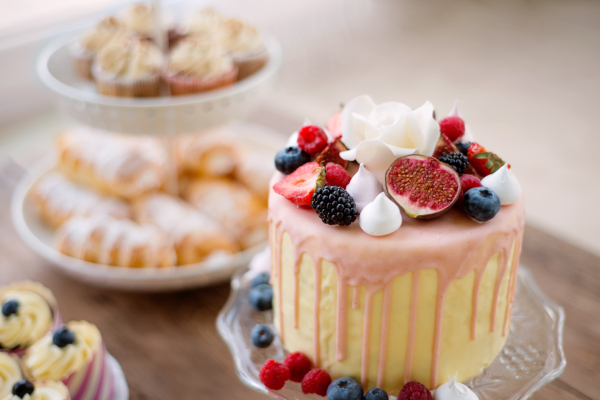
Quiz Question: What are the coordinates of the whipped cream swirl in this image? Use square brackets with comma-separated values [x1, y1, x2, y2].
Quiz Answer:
[80, 17, 129, 53]
[359, 193, 402, 236]
[96, 38, 164, 79]
[168, 39, 233, 78]
[0, 353, 21, 398]
[480, 164, 521, 205]
[121, 3, 157, 37]
[1, 381, 69, 400]
[434, 375, 479, 400]
[346, 164, 382, 212]
[215, 19, 264, 56]
[24, 321, 101, 381]
[0, 290, 52, 350]
[184, 8, 224, 39]
[340, 95, 440, 182]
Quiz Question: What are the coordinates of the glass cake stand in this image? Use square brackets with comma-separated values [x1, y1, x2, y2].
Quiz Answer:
[217, 266, 566, 400]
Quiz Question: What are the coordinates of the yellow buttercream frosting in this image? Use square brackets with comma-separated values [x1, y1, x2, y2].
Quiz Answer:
[1, 380, 68, 400]
[0, 289, 52, 350]
[0, 353, 21, 398]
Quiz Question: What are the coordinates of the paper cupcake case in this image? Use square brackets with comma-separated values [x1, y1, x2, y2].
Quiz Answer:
[232, 49, 269, 81]
[92, 64, 161, 98]
[68, 43, 94, 81]
[62, 343, 114, 400]
[162, 66, 238, 95]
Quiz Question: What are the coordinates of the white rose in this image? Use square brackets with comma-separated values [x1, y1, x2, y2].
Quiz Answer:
[340, 95, 440, 182]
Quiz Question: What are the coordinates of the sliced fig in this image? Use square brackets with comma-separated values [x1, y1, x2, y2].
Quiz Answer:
[314, 139, 348, 169]
[385, 155, 461, 219]
[433, 134, 476, 175]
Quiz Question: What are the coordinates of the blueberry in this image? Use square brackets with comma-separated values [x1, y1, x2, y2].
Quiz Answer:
[456, 141, 471, 156]
[52, 326, 75, 348]
[12, 379, 34, 398]
[463, 186, 501, 222]
[1, 300, 19, 317]
[365, 388, 388, 400]
[327, 377, 363, 400]
[274, 146, 311, 175]
[251, 272, 271, 288]
[249, 284, 273, 311]
[251, 324, 275, 348]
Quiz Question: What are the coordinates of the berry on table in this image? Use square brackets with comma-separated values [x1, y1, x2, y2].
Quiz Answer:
[284, 352, 312, 382]
[438, 152, 469, 176]
[439, 116, 465, 142]
[251, 272, 270, 288]
[298, 125, 328, 155]
[259, 359, 290, 390]
[327, 377, 364, 400]
[467, 142, 508, 177]
[251, 324, 275, 348]
[273, 162, 326, 206]
[365, 387, 389, 400]
[1, 300, 19, 317]
[274, 146, 311, 175]
[325, 162, 352, 189]
[311, 186, 358, 226]
[462, 186, 501, 222]
[52, 325, 75, 348]
[12, 380, 35, 398]
[301, 368, 332, 396]
[248, 284, 273, 311]
[398, 381, 432, 400]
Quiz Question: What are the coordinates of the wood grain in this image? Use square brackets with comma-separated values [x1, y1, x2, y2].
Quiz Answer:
[0, 161, 598, 399]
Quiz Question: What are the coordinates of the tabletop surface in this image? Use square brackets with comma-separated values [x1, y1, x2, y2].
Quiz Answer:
[0, 155, 598, 400]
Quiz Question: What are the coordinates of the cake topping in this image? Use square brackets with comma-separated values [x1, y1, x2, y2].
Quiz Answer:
[96, 38, 164, 78]
[251, 324, 274, 348]
[167, 39, 233, 78]
[360, 193, 402, 236]
[324, 163, 352, 189]
[327, 377, 364, 400]
[11, 380, 34, 399]
[0, 353, 22, 398]
[248, 284, 273, 311]
[456, 174, 482, 206]
[311, 187, 358, 226]
[399, 381, 432, 400]
[462, 187, 501, 223]
[433, 375, 479, 400]
[301, 369, 331, 396]
[386, 155, 461, 219]
[259, 359, 290, 390]
[467, 142, 507, 177]
[438, 153, 469, 176]
[365, 388, 389, 400]
[52, 326, 75, 348]
[297, 125, 328, 155]
[273, 162, 325, 206]
[439, 115, 465, 143]
[1, 301, 18, 318]
[315, 139, 348, 169]
[432, 134, 461, 160]
[346, 164, 382, 212]
[0, 289, 53, 350]
[274, 147, 311, 175]
[455, 141, 471, 156]
[480, 164, 521, 205]
[284, 352, 312, 383]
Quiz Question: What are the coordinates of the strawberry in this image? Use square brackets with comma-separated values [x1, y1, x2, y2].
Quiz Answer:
[325, 163, 352, 189]
[439, 116, 465, 142]
[315, 139, 348, 169]
[273, 162, 326, 206]
[467, 142, 508, 177]
[298, 125, 328, 155]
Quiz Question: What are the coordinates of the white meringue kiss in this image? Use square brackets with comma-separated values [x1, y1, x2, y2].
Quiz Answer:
[434, 375, 479, 400]
[339, 95, 440, 183]
[447, 100, 475, 144]
[480, 164, 521, 205]
[359, 193, 402, 236]
[346, 164, 382, 212]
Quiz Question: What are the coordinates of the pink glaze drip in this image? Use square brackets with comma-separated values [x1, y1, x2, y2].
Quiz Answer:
[269, 173, 525, 390]
[503, 231, 524, 336]
[377, 282, 393, 388]
[471, 270, 484, 340]
[293, 255, 301, 329]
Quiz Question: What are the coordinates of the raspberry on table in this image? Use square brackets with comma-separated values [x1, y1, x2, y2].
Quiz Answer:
[325, 162, 352, 189]
[259, 359, 290, 390]
[398, 381, 432, 400]
[301, 368, 332, 397]
[284, 352, 312, 382]
[298, 125, 328, 155]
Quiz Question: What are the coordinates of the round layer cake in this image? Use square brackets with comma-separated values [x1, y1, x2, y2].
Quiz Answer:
[267, 97, 525, 394]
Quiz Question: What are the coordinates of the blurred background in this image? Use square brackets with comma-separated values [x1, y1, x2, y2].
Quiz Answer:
[0, 0, 598, 256]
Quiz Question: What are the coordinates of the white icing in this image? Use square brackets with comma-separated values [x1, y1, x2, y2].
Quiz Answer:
[448, 100, 460, 117]
[359, 193, 402, 236]
[434, 374, 479, 400]
[286, 131, 299, 147]
[346, 164, 382, 212]
[340, 95, 440, 183]
[480, 164, 521, 205]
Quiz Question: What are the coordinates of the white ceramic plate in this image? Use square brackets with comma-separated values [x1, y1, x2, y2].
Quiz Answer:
[11, 122, 286, 292]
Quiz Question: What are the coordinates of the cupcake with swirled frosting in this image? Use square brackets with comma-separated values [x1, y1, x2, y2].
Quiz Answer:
[70, 17, 130, 80]
[163, 38, 237, 95]
[214, 19, 267, 80]
[2, 380, 70, 400]
[0, 282, 59, 354]
[0, 353, 21, 398]
[23, 322, 113, 400]
[92, 37, 164, 97]
[120, 3, 160, 40]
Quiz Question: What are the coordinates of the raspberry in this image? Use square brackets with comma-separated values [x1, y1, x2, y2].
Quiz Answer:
[325, 162, 352, 189]
[398, 381, 432, 400]
[298, 125, 328, 155]
[259, 359, 290, 390]
[283, 352, 312, 382]
[439, 116, 465, 142]
[301, 368, 332, 397]
[457, 174, 482, 206]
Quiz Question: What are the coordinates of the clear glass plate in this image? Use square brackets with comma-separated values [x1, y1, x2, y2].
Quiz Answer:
[217, 266, 566, 400]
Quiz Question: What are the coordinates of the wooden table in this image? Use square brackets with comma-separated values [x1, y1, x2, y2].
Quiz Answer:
[0, 158, 598, 400]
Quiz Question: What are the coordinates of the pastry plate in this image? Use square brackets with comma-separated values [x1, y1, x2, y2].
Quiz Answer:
[217, 265, 566, 400]
[11, 122, 286, 292]
[108, 353, 129, 400]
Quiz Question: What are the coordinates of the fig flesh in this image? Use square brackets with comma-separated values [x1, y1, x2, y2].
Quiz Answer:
[385, 155, 461, 219]
[315, 139, 348, 169]
[433, 134, 476, 175]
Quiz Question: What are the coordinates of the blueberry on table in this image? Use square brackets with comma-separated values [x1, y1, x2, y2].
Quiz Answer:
[365, 387, 389, 400]
[274, 146, 311, 175]
[249, 284, 273, 311]
[52, 325, 75, 348]
[251, 272, 271, 288]
[327, 377, 363, 400]
[462, 186, 501, 222]
[12, 379, 35, 398]
[251, 324, 275, 348]
[1, 300, 19, 317]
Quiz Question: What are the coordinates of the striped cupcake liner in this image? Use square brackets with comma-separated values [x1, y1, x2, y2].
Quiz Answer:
[63, 342, 114, 400]
[92, 63, 161, 98]
[162, 66, 238, 96]
[232, 49, 269, 81]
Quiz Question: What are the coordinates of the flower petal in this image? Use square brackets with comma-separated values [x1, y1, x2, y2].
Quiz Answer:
[352, 139, 415, 183]
[341, 95, 376, 149]
[414, 101, 440, 157]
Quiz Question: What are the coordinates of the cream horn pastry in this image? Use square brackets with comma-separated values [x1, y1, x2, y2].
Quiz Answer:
[175, 132, 239, 178]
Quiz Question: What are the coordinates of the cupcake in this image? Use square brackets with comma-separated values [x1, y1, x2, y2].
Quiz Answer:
[215, 19, 267, 80]
[92, 37, 164, 97]
[163, 39, 237, 95]
[70, 17, 129, 80]
[0, 282, 59, 355]
[23, 322, 113, 400]
[2, 380, 70, 400]
[169, 8, 223, 49]
[120, 3, 159, 41]
[0, 353, 22, 398]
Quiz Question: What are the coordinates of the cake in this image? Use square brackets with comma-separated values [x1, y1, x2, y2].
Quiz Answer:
[265, 96, 524, 395]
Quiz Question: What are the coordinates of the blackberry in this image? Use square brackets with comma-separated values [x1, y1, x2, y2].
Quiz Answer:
[311, 187, 358, 226]
[439, 152, 469, 176]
